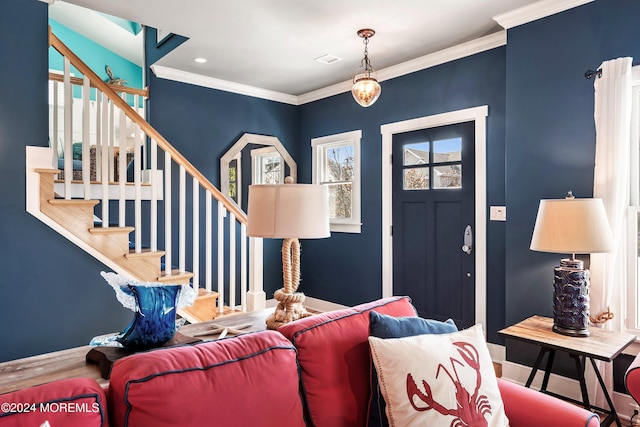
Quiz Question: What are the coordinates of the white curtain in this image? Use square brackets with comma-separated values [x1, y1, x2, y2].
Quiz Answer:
[589, 56, 633, 407]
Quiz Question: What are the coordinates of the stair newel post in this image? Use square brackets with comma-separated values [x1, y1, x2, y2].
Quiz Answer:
[218, 201, 226, 314]
[164, 151, 172, 275]
[206, 191, 213, 293]
[150, 138, 158, 252]
[82, 77, 91, 200]
[192, 178, 200, 290]
[100, 92, 109, 227]
[63, 57, 72, 200]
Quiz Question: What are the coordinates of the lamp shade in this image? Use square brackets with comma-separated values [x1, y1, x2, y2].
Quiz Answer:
[530, 197, 613, 254]
[247, 184, 330, 239]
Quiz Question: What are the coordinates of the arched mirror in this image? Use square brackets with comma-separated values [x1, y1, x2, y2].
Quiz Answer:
[220, 133, 297, 212]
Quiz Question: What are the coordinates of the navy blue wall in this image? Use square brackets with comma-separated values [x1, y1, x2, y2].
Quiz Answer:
[143, 52, 300, 297]
[298, 47, 507, 342]
[0, 0, 131, 362]
[504, 0, 640, 334]
[2, 0, 639, 362]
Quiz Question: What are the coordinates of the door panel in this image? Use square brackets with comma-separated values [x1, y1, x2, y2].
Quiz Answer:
[392, 122, 475, 328]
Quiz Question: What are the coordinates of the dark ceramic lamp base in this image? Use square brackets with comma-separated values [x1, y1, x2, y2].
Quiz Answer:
[552, 259, 590, 337]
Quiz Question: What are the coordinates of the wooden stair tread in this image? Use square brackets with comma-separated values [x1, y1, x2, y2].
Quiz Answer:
[195, 288, 219, 301]
[158, 270, 194, 283]
[88, 226, 135, 235]
[125, 249, 166, 259]
[34, 168, 61, 174]
[48, 199, 99, 207]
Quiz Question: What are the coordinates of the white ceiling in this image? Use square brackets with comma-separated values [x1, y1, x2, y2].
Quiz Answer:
[49, 0, 591, 98]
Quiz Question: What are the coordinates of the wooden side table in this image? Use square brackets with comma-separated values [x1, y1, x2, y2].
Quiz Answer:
[499, 316, 635, 427]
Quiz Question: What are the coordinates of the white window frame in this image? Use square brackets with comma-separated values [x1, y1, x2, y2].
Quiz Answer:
[251, 146, 284, 185]
[625, 65, 640, 336]
[311, 130, 362, 233]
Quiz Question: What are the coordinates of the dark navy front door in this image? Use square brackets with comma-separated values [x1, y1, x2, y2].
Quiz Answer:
[392, 121, 475, 328]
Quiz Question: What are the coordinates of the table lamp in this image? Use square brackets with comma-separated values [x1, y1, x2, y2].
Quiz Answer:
[530, 191, 613, 337]
[247, 178, 330, 329]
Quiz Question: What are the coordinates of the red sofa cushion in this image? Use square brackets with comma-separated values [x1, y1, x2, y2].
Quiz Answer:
[108, 330, 305, 427]
[278, 296, 416, 427]
[0, 377, 108, 427]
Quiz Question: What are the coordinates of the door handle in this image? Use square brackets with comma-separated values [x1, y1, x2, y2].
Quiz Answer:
[462, 225, 473, 255]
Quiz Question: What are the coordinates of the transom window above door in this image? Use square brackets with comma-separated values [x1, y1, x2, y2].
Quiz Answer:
[402, 137, 462, 190]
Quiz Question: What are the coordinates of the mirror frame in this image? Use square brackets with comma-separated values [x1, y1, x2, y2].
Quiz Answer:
[220, 133, 297, 207]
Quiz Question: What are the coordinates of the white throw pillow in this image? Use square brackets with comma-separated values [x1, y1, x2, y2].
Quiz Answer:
[368, 324, 509, 427]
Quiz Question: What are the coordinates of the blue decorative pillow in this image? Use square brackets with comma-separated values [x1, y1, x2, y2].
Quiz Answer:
[367, 311, 457, 427]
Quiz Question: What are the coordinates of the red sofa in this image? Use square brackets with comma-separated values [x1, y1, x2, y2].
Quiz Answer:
[0, 297, 599, 427]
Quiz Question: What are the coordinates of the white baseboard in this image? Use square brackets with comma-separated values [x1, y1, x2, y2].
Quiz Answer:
[502, 360, 637, 422]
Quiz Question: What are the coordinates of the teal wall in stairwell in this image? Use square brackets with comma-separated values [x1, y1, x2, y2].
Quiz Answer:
[48, 19, 143, 91]
[0, 0, 133, 362]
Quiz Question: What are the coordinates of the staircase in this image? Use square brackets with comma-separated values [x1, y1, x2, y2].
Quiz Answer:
[25, 29, 266, 323]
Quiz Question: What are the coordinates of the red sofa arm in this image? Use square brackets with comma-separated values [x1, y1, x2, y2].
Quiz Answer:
[625, 353, 640, 405]
[497, 378, 599, 427]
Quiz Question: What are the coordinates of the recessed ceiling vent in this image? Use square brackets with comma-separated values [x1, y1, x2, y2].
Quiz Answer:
[315, 54, 342, 65]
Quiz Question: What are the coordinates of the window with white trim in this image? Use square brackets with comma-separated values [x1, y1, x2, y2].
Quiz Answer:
[251, 146, 284, 185]
[312, 130, 362, 233]
[626, 65, 640, 335]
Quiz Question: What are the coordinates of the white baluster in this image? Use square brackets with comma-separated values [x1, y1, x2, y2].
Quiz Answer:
[118, 94, 126, 227]
[192, 178, 199, 290]
[101, 93, 109, 226]
[206, 191, 212, 293]
[241, 223, 247, 312]
[109, 101, 115, 183]
[134, 122, 142, 253]
[164, 152, 172, 275]
[218, 201, 225, 314]
[95, 91, 101, 180]
[179, 165, 186, 273]
[150, 138, 158, 251]
[82, 77, 91, 199]
[63, 58, 72, 200]
[52, 80, 59, 169]
[229, 212, 236, 311]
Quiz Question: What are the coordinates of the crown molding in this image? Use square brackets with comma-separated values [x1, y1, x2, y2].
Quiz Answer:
[152, 31, 507, 106]
[493, 0, 594, 29]
[298, 31, 507, 105]
[150, 64, 299, 105]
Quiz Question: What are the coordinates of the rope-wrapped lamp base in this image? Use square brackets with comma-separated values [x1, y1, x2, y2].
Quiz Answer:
[266, 237, 312, 330]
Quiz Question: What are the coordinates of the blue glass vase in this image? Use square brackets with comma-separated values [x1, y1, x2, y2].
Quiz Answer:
[117, 284, 181, 350]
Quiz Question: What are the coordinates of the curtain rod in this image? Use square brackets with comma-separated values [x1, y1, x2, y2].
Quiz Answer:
[585, 68, 602, 79]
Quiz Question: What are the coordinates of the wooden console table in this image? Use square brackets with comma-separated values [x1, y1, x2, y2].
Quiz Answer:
[499, 315, 635, 427]
[0, 309, 272, 395]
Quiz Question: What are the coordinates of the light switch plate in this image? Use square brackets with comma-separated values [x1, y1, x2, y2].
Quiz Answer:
[490, 206, 506, 221]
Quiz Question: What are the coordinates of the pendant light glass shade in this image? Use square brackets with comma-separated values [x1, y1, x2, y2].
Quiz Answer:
[352, 29, 381, 108]
[352, 73, 381, 107]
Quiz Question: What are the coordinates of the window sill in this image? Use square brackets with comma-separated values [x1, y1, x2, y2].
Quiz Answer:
[330, 222, 362, 234]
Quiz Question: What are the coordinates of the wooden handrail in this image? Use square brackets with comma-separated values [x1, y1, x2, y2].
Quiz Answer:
[49, 32, 247, 224]
[49, 72, 149, 97]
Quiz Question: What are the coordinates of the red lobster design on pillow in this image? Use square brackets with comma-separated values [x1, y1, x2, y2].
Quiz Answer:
[406, 341, 492, 427]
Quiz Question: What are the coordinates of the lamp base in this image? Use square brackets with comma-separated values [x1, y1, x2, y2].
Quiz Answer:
[552, 258, 590, 338]
[265, 288, 311, 330]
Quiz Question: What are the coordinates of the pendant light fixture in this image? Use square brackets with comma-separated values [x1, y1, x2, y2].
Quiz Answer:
[352, 29, 381, 107]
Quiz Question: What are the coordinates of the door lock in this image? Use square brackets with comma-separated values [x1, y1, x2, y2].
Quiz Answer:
[462, 225, 473, 255]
